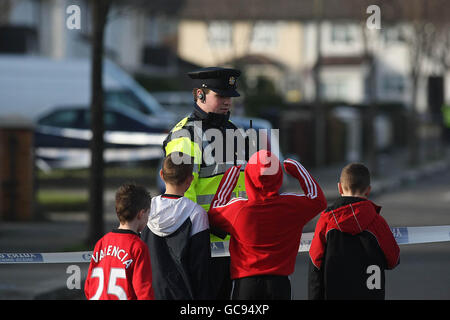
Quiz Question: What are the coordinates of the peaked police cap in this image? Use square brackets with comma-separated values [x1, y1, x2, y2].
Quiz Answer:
[188, 67, 241, 97]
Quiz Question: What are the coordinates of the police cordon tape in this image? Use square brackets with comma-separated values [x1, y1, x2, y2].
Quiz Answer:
[1, 225, 449, 264]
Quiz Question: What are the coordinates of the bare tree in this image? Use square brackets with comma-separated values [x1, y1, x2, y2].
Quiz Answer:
[86, 0, 184, 245]
[425, 20, 450, 154]
[313, 0, 326, 168]
[359, 0, 446, 167]
[87, 0, 111, 245]
[403, 1, 437, 166]
[0, 0, 13, 24]
[433, 24, 450, 70]
[360, 29, 378, 176]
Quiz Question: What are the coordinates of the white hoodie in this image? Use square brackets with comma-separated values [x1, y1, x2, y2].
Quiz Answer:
[147, 194, 209, 237]
[141, 194, 211, 299]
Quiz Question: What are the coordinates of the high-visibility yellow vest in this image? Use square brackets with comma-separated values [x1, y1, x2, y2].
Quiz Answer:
[442, 105, 450, 128]
[163, 110, 248, 241]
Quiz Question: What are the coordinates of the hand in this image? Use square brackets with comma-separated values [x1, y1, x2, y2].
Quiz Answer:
[283, 158, 303, 179]
[283, 158, 318, 199]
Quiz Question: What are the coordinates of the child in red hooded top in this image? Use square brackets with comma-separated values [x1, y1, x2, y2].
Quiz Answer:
[208, 150, 327, 300]
[308, 163, 400, 300]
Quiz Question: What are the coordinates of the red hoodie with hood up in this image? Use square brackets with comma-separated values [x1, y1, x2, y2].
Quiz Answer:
[308, 196, 400, 299]
[309, 198, 400, 271]
[208, 150, 327, 280]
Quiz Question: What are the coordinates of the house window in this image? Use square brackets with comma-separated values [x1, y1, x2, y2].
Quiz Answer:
[250, 22, 279, 49]
[330, 24, 355, 44]
[322, 80, 348, 101]
[381, 26, 404, 44]
[382, 75, 404, 95]
[208, 21, 232, 48]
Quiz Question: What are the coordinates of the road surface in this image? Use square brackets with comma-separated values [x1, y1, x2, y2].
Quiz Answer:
[1, 170, 449, 299]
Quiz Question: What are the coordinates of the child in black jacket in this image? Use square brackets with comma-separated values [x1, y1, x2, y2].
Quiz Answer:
[141, 152, 211, 299]
[308, 163, 400, 300]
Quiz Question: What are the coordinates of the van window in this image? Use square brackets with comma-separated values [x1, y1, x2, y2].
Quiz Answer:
[38, 110, 80, 128]
[81, 110, 119, 131]
[105, 90, 152, 116]
[81, 109, 147, 132]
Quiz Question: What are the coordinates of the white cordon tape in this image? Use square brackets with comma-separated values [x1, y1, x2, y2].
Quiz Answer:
[1, 225, 449, 264]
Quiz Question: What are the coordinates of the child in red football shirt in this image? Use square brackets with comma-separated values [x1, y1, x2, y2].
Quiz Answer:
[208, 150, 327, 299]
[84, 184, 154, 300]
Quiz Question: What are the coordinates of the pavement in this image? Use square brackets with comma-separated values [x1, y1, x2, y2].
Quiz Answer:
[1, 147, 449, 299]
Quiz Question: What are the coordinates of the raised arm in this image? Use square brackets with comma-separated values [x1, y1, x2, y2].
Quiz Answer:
[211, 165, 241, 209]
[283, 159, 327, 219]
[207, 165, 244, 232]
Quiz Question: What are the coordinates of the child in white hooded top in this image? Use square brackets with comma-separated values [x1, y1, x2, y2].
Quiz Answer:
[140, 152, 211, 300]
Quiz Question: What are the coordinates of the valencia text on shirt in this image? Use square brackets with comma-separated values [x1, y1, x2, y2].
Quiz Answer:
[91, 245, 133, 269]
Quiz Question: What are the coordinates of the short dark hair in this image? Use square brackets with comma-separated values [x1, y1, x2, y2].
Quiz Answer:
[162, 152, 194, 185]
[115, 183, 151, 223]
[339, 163, 371, 194]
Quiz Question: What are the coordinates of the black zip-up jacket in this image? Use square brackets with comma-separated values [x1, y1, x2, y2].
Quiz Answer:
[308, 197, 400, 300]
[140, 194, 211, 299]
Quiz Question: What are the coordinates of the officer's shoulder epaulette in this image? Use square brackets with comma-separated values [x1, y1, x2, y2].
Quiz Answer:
[227, 119, 238, 129]
[170, 117, 189, 133]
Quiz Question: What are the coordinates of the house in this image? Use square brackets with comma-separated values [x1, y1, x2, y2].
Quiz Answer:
[174, 2, 448, 114]
[3, 0, 450, 140]
[4, 0, 448, 112]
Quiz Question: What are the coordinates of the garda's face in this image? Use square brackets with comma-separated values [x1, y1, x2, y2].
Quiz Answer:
[204, 91, 232, 114]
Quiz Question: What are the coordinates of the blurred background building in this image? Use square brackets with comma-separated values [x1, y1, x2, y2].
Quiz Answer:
[2, 0, 448, 103]
[1, 0, 449, 168]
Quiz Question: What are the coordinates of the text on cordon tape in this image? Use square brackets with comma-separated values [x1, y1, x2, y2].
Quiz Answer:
[1, 225, 449, 264]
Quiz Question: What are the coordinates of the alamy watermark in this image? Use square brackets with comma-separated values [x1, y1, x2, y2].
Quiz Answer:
[66, 265, 81, 290]
[66, 5, 81, 30]
[366, 264, 382, 290]
[170, 123, 280, 176]
[66, 4, 381, 31]
[366, 5, 381, 30]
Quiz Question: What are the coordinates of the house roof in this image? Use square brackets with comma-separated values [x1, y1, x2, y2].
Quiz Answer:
[319, 55, 372, 66]
[229, 54, 287, 69]
[171, 0, 449, 23]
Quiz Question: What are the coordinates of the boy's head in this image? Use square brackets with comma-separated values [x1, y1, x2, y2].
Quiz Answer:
[115, 183, 151, 230]
[160, 152, 194, 191]
[338, 163, 371, 197]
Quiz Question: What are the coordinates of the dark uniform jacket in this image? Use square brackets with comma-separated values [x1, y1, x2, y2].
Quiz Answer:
[163, 104, 248, 239]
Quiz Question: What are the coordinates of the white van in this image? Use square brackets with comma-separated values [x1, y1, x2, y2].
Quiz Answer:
[0, 54, 178, 170]
[0, 54, 175, 128]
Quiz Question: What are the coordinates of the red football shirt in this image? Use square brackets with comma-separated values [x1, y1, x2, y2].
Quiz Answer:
[84, 229, 154, 300]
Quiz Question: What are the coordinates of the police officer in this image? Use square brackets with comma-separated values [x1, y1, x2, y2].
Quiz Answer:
[162, 67, 248, 299]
